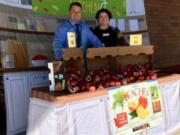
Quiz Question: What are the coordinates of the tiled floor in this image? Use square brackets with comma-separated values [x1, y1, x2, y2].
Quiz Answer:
[0, 132, 26, 135]
[0, 127, 6, 135]
[0, 131, 6, 135]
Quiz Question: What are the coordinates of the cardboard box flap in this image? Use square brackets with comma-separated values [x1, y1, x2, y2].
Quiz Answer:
[118, 45, 154, 56]
[62, 48, 85, 74]
[86, 46, 154, 59]
[62, 48, 84, 61]
[117, 55, 150, 66]
[86, 47, 118, 59]
[86, 45, 154, 72]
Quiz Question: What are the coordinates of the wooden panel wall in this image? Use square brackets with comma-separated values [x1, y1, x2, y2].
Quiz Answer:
[145, 0, 180, 68]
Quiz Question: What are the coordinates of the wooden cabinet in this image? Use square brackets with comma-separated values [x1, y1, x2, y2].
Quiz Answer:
[68, 97, 109, 135]
[4, 72, 30, 135]
[3, 71, 49, 135]
[126, 0, 145, 16]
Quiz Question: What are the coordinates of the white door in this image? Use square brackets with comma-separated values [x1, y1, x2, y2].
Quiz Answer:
[133, 0, 145, 16]
[4, 73, 30, 135]
[68, 97, 109, 135]
[126, 0, 133, 16]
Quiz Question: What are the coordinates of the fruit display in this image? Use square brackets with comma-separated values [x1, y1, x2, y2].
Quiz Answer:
[49, 46, 155, 94]
[65, 65, 83, 93]
[65, 63, 157, 93]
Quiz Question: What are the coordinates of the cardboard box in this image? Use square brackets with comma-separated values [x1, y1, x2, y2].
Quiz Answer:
[48, 48, 84, 92]
[62, 48, 85, 74]
[86, 45, 154, 72]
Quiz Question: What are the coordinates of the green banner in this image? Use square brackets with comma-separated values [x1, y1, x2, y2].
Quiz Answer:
[32, 0, 126, 18]
[108, 80, 163, 134]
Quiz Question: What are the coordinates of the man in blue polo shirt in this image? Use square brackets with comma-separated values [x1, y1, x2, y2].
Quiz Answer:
[53, 2, 104, 60]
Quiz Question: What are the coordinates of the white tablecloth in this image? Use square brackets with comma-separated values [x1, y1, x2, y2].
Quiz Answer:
[27, 79, 180, 135]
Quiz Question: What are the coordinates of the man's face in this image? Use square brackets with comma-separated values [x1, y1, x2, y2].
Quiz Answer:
[69, 5, 82, 23]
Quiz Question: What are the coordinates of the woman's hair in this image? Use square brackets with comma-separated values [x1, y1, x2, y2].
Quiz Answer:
[95, 8, 112, 20]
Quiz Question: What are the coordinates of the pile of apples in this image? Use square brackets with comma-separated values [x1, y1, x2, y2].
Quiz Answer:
[65, 64, 157, 93]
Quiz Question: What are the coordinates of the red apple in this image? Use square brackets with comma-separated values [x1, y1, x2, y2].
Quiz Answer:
[122, 79, 127, 85]
[115, 81, 121, 86]
[55, 82, 61, 91]
[110, 81, 116, 86]
[133, 72, 139, 77]
[97, 84, 104, 90]
[70, 80, 78, 86]
[89, 86, 96, 92]
[85, 74, 92, 82]
[129, 76, 135, 82]
[138, 76, 145, 81]
[68, 86, 79, 93]
[95, 75, 101, 82]
[149, 72, 157, 80]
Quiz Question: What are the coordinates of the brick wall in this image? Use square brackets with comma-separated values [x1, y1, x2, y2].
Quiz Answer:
[145, 0, 180, 68]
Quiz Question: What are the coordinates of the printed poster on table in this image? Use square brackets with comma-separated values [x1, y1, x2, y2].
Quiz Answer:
[108, 80, 163, 135]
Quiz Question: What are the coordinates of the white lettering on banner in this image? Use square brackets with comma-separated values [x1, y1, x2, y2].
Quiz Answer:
[69, 0, 101, 14]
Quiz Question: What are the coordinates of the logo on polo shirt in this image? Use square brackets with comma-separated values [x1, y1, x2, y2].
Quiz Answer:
[103, 33, 110, 37]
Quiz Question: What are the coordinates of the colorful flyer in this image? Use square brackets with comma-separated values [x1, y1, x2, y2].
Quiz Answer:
[67, 32, 76, 48]
[130, 34, 142, 46]
[108, 80, 163, 135]
[48, 61, 66, 92]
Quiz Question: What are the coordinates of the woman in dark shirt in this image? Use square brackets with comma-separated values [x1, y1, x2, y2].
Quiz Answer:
[93, 9, 129, 47]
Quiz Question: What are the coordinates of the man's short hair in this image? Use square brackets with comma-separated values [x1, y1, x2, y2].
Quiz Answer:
[69, 2, 82, 10]
[95, 8, 112, 20]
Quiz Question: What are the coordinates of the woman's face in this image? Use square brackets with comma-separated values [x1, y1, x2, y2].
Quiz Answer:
[98, 12, 110, 27]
